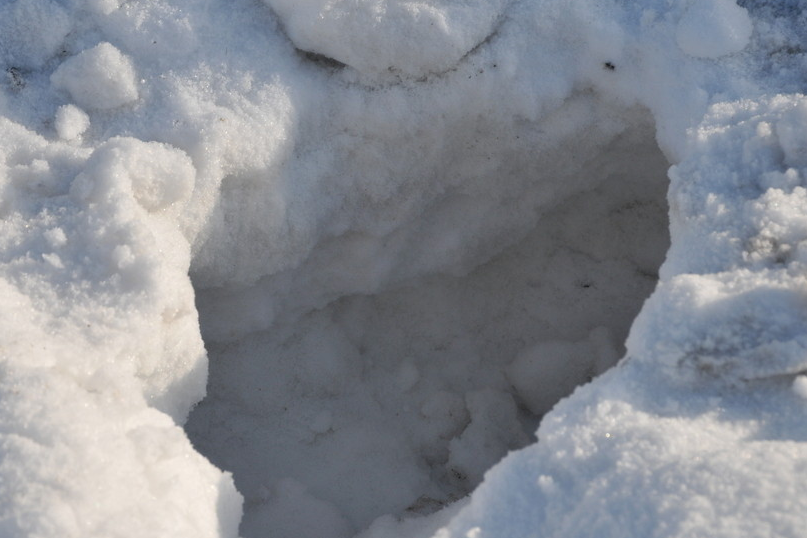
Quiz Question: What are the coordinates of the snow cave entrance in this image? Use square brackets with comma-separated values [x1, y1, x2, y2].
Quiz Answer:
[185, 105, 671, 538]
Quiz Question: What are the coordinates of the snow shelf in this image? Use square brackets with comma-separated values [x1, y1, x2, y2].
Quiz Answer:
[1, 0, 807, 537]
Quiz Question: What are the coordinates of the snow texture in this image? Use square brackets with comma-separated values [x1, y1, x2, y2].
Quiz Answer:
[0, 0, 806, 537]
[675, 0, 754, 58]
[50, 42, 139, 110]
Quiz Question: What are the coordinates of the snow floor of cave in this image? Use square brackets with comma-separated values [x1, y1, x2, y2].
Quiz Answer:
[184, 125, 671, 538]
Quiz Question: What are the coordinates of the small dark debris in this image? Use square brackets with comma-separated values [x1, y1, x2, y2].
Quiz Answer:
[298, 49, 346, 70]
[6, 67, 25, 90]
[604, 61, 616, 71]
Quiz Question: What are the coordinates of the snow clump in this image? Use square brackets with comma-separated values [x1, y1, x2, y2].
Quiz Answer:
[264, 0, 510, 76]
[1, 0, 806, 537]
[51, 42, 139, 110]
[0, 0, 71, 69]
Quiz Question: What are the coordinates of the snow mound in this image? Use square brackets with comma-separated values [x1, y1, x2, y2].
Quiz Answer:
[264, 0, 510, 76]
[675, 0, 753, 59]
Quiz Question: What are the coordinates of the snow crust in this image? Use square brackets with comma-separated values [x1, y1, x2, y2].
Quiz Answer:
[1, 0, 806, 537]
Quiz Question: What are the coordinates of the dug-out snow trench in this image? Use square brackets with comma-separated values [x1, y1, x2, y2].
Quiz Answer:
[184, 103, 671, 538]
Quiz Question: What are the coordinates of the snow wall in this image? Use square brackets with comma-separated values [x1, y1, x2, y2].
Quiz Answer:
[0, 0, 806, 537]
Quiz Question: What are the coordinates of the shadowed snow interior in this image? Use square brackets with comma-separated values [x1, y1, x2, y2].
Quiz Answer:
[184, 99, 671, 538]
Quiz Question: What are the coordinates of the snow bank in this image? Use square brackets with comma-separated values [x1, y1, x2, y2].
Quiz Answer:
[0, 0, 806, 536]
[0, 121, 240, 536]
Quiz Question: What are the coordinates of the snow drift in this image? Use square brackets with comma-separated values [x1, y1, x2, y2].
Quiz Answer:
[0, 0, 806, 537]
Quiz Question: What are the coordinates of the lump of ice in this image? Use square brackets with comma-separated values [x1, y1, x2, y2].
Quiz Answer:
[51, 42, 139, 110]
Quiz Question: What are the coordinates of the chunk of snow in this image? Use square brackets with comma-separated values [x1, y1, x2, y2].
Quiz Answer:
[51, 42, 139, 110]
[54, 104, 90, 141]
[264, 0, 510, 76]
[2, 0, 807, 537]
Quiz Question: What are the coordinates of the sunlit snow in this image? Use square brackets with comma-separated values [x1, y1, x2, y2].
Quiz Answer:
[1, 0, 806, 537]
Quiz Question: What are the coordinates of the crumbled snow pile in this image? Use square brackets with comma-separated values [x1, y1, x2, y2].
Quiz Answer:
[0, 0, 806, 537]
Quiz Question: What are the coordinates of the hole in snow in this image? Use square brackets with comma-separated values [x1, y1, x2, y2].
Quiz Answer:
[184, 101, 671, 538]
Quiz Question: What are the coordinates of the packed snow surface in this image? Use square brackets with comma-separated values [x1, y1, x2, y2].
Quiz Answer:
[1, 0, 806, 538]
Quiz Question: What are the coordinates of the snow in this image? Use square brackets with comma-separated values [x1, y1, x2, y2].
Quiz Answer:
[264, 0, 510, 77]
[506, 327, 620, 416]
[675, 0, 754, 59]
[0, 0, 806, 537]
[0, 0, 71, 69]
[50, 42, 139, 110]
